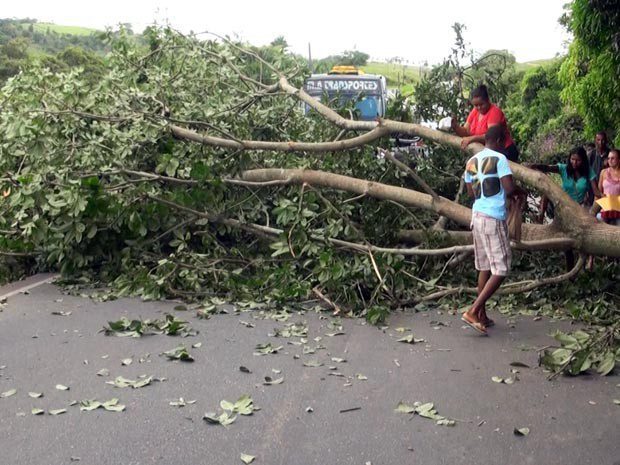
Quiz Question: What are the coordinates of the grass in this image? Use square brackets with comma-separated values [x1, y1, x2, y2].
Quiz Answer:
[24, 22, 100, 36]
[361, 62, 427, 93]
[515, 58, 560, 73]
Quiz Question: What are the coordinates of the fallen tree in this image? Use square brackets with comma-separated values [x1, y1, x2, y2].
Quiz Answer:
[0, 26, 618, 322]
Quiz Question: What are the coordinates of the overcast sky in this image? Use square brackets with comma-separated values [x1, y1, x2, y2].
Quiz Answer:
[3, 0, 570, 64]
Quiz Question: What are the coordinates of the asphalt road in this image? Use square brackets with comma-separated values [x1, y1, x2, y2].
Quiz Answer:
[0, 275, 618, 465]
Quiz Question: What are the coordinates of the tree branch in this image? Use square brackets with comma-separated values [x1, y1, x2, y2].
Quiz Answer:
[170, 124, 390, 152]
[410, 254, 585, 304]
[380, 148, 439, 200]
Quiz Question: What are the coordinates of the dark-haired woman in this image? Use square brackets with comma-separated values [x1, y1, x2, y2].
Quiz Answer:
[452, 85, 519, 162]
[527, 147, 602, 270]
[527, 147, 601, 206]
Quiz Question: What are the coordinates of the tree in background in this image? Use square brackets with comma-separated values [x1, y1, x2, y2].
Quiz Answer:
[0, 37, 29, 81]
[559, 0, 620, 144]
[0, 19, 109, 84]
[313, 50, 370, 73]
[505, 59, 585, 161]
[413, 23, 519, 124]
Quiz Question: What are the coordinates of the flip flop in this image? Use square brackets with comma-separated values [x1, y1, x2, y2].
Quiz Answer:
[461, 314, 488, 336]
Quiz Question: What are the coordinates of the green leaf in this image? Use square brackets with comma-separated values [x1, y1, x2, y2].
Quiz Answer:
[220, 400, 235, 411]
[219, 412, 237, 426]
[436, 418, 456, 426]
[204, 411, 237, 426]
[491, 376, 504, 383]
[28, 392, 43, 398]
[514, 427, 530, 436]
[240, 453, 256, 464]
[303, 360, 323, 368]
[397, 334, 423, 344]
[102, 398, 126, 412]
[1, 388, 17, 398]
[56, 384, 70, 391]
[31, 408, 45, 415]
[106, 376, 152, 389]
[253, 343, 282, 356]
[165, 157, 180, 177]
[233, 395, 255, 415]
[162, 345, 194, 362]
[79, 400, 102, 411]
[170, 397, 196, 407]
[49, 408, 67, 415]
[395, 402, 415, 414]
[597, 351, 616, 376]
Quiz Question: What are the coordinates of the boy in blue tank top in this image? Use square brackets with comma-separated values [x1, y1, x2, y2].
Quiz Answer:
[461, 125, 520, 335]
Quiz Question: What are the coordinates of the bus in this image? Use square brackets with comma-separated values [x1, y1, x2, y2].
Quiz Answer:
[303, 66, 388, 121]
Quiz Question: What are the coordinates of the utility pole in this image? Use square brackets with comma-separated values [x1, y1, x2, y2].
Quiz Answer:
[308, 43, 313, 73]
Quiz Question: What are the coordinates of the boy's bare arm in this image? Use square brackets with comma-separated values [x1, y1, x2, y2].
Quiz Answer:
[501, 175, 529, 198]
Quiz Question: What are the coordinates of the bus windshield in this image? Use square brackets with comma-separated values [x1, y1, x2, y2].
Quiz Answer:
[304, 75, 386, 120]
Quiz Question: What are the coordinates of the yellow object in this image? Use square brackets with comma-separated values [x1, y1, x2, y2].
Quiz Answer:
[596, 195, 620, 211]
[328, 65, 364, 75]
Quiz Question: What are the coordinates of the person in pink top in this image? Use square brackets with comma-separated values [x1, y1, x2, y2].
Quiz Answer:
[598, 148, 620, 226]
[452, 85, 519, 162]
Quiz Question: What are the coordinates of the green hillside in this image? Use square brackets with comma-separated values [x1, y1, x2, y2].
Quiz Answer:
[515, 57, 559, 72]
[28, 22, 101, 36]
[361, 62, 426, 95]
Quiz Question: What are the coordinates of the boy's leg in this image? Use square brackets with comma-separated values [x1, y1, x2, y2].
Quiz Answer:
[469, 270, 490, 321]
[470, 274, 505, 315]
[465, 215, 510, 328]
[477, 270, 492, 323]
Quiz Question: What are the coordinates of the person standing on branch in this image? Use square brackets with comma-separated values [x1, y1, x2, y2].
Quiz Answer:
[462, 125, 521, 335]
[452, 84, 519, 162]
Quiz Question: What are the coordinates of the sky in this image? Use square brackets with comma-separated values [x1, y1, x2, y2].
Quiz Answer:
[3, 0, 570, 64]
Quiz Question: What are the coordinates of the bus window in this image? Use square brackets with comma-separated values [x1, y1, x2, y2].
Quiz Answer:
[303, 74, 386, 121]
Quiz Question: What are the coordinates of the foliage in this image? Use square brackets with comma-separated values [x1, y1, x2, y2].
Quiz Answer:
[559, 0, 620, 144]
[103, 314, 196, 337]
[505, 59, 586, 162]
[0, 18, 114, 85]
[313, 50, 370, 72]
[0, 18, 108, 55]
[540, 325, 618, 377]
[0, 26, 426, 315]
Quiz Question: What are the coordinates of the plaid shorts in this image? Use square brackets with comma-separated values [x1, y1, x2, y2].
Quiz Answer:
[472, 211, 511, 276]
